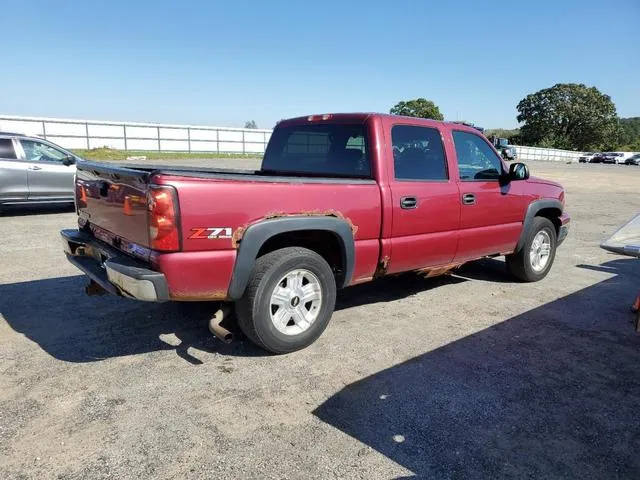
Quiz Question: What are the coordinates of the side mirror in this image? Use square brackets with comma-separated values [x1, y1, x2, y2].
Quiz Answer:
[62, 155, 76, 166]
[509, 162, 529, 181]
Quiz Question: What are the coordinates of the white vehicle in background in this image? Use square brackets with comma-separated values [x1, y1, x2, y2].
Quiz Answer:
[612, 152, 636, 164]
[578, 152, 597, 163]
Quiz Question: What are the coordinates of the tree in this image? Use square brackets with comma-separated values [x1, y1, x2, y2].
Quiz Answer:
[390, 98, 444, 121]
[244, 120, 258, 129]
[516, 83, 621, 151]
[484, 128, 521, 142]
[619, 117, 640, 148]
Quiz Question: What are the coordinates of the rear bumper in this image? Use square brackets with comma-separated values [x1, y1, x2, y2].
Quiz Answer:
[61, 229, 170, 302]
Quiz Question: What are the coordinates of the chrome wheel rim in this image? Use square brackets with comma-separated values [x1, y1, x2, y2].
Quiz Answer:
[530, 230, 552, 273]
[269, 269, 322, 335]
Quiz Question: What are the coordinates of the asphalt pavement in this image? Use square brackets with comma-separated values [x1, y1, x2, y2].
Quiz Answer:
[1, 160, 640, 479]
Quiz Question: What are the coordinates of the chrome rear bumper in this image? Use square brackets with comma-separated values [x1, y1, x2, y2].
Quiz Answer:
[61, 229, 169, 302]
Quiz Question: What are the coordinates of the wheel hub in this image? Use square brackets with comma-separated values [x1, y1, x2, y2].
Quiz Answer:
[529, 230, 552, 273]
[269, 269, 322, 336]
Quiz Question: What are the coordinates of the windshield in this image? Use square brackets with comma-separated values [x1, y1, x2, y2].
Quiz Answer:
[261, 123, 371, 178]
[496, 138, 509, 147]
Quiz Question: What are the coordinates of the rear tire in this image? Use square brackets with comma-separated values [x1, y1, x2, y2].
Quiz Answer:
[506, 217, 557, 282]
[236, 247, 337, 354]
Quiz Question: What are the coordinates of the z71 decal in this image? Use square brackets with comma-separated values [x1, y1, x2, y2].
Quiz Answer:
[189, 227, 233, 239]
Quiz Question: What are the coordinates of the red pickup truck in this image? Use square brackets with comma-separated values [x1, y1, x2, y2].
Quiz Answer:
[61, 113, 569, 353]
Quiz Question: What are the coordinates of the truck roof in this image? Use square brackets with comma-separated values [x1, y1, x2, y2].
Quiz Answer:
[277, 113, 482, 133]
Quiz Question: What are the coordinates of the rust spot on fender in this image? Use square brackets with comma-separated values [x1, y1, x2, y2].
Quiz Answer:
[232, 210, 359, 249]
[264, 211, 287, 220]
[267, 209, 358, 235]
[231, 226, 246, 249]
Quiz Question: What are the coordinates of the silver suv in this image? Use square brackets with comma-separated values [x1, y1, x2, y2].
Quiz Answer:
[0, 132, 81, 208]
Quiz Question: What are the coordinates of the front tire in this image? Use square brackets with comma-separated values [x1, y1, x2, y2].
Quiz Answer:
[236, 247, 337, 354]
[506, 217, 557, 282]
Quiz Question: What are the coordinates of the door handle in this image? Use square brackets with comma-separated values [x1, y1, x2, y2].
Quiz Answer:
[28, 165, 42, 171]
[400, 196, 418, 209]
[462, 193, 476, 205]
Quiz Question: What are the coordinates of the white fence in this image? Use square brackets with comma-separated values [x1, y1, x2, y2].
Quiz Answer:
[1, 114, 590, 161]
[513, 145, 584, 163]
[0, 115, 272, 154]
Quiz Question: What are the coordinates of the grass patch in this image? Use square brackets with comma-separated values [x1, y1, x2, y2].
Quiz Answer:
[72, 148, 261, 161]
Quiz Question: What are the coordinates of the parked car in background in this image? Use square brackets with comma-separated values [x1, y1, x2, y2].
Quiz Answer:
[0, 132, 80, 209]
[590, 152, 622, 164]
[613, 152, 635, 164]
[624, 153, 640, 165]
[589, 153, 607, 163]
[596, 152, 635, 164]
[488, 136, 518, 161]
[602, 152, 620, 164]
[578, 152, 596, 163]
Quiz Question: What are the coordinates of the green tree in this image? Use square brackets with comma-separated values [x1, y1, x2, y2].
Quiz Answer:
[516, 83, 620, 151]
[244, 120, 258, 129]
[619, 117, 640, 148]
[390, 98, 444, 121]
[484, 128, 521, 142]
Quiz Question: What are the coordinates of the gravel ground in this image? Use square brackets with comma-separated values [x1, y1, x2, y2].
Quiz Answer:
[1, 160, 639, 479]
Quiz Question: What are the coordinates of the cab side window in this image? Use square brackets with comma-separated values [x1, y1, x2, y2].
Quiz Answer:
[20, 140, 68, 163]
[392, 125, 448, 181]
[453, 130, 503, 181]
[0, 139, 17, 159]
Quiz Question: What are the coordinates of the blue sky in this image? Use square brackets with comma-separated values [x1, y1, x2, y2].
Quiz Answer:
[2, 0, 638, 129]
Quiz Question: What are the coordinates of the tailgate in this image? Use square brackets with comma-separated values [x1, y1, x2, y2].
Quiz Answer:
[76, 161, 151, 248]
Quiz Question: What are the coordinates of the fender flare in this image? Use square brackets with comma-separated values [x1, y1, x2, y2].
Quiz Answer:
[227, 216, 355, 300]
[515, 199, 563, 252]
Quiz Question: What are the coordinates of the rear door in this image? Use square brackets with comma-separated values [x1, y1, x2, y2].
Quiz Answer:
[451, 129, 525, 261]
[0, 138, 28, 202]
[18, 139, 76, 200]
[387, 124, 461, 273]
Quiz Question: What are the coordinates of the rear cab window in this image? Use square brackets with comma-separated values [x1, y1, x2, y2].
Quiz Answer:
[0, 138, 17, 160]
[261, 122, 371, 178]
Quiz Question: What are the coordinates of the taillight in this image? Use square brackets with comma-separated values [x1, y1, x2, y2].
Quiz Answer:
[75, 183, 87, 211]
[147, 186, 180, 251]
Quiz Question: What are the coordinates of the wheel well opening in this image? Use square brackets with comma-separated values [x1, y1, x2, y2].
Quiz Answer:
[536, 208, 562, 235]
[257, 230, 345, 284]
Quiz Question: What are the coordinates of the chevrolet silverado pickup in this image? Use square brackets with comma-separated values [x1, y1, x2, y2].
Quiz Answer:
[61, 113, 570, 353]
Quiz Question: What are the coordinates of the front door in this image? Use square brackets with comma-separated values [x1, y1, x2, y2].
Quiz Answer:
[19, 139, 76, 200]
[0, 138, 28, 202]
[451, 129, 525, 262]
[388, 124, 460, 274]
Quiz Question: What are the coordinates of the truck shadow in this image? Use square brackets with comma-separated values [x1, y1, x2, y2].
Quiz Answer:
[0, 204, 75, 217]
[313, 258, 640, 479]
[0, 275, 264, 363]
[0, 270, 464, 364]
